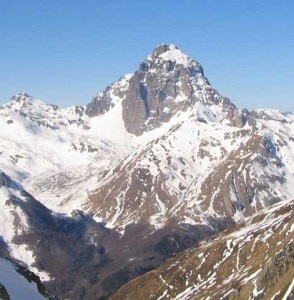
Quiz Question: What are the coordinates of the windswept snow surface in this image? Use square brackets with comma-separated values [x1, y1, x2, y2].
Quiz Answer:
[158, 44, 192, 67]
[0, 258, 45, 300]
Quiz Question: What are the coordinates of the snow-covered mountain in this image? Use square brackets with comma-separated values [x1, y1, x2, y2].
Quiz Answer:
[85, 45, 294, 233]
[0, 91, 133, 213]
[0, 44, 294, 298]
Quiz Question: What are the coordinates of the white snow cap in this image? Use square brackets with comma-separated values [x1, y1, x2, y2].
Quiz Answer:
[153, 44, 193, 67]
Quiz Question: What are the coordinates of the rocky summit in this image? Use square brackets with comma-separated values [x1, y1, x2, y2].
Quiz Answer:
[0, 44, 293, 299]
[86, 44, 245, 135]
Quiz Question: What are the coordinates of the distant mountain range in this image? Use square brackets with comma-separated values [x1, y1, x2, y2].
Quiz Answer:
[0, 44, 293, 299]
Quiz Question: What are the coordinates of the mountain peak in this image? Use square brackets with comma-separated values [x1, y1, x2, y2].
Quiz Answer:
[148, 44, 195, 68]
[3, 93, 63, 128]
[152, 44, 179, 56]
[85, 43, 239, 135]
[7, 93, 58, 111]
[9, 92, 33, 103]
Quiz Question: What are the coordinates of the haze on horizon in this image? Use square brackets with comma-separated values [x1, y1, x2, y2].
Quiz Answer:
[0, 0, 293, 112]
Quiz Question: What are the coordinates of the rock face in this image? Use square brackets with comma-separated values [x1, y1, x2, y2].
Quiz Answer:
[121, 44, 241, 135]
[84, 44, 245, 135]
[85, 74, 132, 117]
[111, 198, 294, 300]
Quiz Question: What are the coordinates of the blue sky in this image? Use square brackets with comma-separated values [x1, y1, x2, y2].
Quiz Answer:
[0, 1, 293, 111]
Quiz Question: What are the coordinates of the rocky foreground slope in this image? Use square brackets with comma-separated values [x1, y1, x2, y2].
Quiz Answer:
[111, 198, 294, 300]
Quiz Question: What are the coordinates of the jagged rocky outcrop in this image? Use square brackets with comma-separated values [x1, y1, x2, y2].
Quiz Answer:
[1, 92, 87, 129]
[120, 44, 245, 135]
[84, 44, 246, 135]
[85, 74, 132, 117]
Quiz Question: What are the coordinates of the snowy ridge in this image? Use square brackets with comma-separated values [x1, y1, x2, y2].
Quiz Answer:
[0, 90, 135, 213]
[2, 93, 87, 129]
[85, 73, 132, 117]
[252, 108, 294, 122]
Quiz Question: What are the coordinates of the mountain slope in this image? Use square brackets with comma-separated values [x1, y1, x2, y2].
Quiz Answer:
[84, 44, 294, 233]
[88, 102, 294, 233]
[0, 170, 119, 298]
[111, 198, 294, 300]
[0, 170, 219, 299]
[0, 92, 133, 214]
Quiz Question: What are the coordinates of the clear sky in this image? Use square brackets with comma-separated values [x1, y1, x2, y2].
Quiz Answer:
[0, 0, 293, 111]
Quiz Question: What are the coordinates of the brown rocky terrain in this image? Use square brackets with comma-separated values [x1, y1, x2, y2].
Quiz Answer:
[111, 198, 294, 300]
